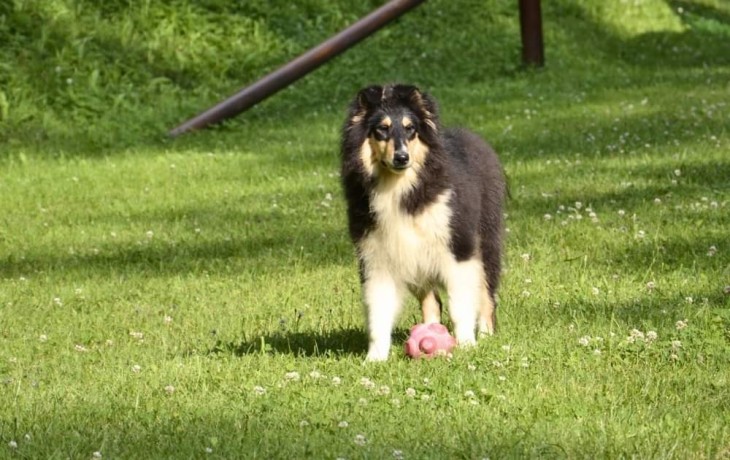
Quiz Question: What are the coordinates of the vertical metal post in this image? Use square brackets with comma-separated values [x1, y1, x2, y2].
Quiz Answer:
[519, 0, 544, 67]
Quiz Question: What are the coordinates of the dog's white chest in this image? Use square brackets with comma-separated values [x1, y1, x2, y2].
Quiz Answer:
[359, 190, 453, 285]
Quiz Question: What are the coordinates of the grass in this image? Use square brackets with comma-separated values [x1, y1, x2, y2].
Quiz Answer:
[1, 0, 729, 458]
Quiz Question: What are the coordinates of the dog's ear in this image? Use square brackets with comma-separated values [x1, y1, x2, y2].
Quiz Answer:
[356, 85, 383, 111]
[393, 85, 439, 132]
[347, 86, 382, 128]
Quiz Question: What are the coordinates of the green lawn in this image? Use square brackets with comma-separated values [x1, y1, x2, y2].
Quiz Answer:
[1, 0, 729, 458]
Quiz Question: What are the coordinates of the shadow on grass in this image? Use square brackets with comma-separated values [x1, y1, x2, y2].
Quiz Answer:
[0, 214, 352, 280]
[204, 326, 426, 358]
[207, 327, 369, 358]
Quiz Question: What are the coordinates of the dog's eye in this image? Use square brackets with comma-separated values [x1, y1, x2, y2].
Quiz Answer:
[404, 125, 416, 137]
[374, 125, 389, 137]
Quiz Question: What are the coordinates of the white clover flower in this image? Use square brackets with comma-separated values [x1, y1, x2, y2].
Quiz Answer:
[405, 388, 416, 397]
[467, 364, 477, 371]
[354, 434, 367, 446]
[675, 319, 688, 330]
[53, 297, 63, 306]
[204, 447, 213, 454]
[630, 329, 645, 340]
[618, 209, 626, 217]
[163, 315, 173, 324]
[654, 198, 662, 204]
[543, 213, 552, 220]
[253, 385, 266, 396]
[646, 281, 656, 290]
[646, 331, 658, 342]
[378, 385, 391, 396]
[393, 449, 404, 459]
[674, 169, 681, 177]
[145, 230, 154, 239]
[39, 334, 48, 342]
[575, 201, 583, 209]
[360, 377, 375, 389]
[309, 370, 322, 379]
[498, 375, 507, 382]
[8, 440, 17, 449]
[284, 371, 300, 381]
[164, 385, 175, 394]
[299, 420, 310, 427]
[131, 364, 141, 373]
[578, 336, 591, 347]
[464, 390, 475, 398]
[75, 344, 89, 352]
[520, 253, 531, 262]
[593, 349, 602, 355]
[129, 331, 144, 340]
[331, 376, 342, 385]
[671, 340, 682, 350]
[707, 245, 717, 257]
[338, 421, 349, 428]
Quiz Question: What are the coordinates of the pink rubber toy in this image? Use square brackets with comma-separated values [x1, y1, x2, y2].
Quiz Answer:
[404, 323, 456, 358]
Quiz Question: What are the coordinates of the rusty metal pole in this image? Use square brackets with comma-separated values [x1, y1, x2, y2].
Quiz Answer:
[518, 0, 544, 67]
[169, 0, 427, 137]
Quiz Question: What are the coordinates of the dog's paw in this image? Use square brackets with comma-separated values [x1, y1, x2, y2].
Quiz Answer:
[365, 349, 390, 362]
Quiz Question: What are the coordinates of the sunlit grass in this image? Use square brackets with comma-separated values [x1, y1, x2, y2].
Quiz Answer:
[1, 0, 729, 458]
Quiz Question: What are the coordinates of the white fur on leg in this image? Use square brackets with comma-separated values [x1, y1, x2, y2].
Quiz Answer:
[444, 259, 483, 346]
[363, 273, 403, 361]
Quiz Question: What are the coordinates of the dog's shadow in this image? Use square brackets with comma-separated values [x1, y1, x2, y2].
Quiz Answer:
[207, 328, 412, 358]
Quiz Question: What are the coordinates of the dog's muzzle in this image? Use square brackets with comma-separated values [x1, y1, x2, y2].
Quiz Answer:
[391, 149, 410, 170]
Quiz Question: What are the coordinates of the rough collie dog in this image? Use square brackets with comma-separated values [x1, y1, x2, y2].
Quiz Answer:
[340, 84, 506, 361]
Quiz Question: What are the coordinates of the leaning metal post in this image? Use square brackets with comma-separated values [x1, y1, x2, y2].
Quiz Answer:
[168, 0, 427, 137]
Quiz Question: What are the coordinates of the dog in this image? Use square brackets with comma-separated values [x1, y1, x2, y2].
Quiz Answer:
[340, 84, 506, 361]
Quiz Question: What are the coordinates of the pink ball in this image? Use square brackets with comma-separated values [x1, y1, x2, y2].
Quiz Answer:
[404, 323, 456, 358]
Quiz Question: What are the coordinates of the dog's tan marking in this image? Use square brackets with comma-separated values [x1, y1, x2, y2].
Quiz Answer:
[350, 114, 364, 125]
[420, 290, 442, 324]
[478, 284, 497, 335]
[381, 116, 392, 127]
[401, 116, 413, 128]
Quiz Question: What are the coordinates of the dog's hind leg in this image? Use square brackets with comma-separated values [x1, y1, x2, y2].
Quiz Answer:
[419, 290, 442, 324]
[478, 284, 497, 336]
[363, 272, 404, 362]
[444, 259, 482, 347]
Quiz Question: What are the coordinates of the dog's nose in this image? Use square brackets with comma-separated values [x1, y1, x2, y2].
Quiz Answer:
[393, 150, 410, 168]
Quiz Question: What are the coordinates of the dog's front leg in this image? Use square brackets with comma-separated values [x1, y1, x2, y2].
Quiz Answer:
[363, 272, 403, 361]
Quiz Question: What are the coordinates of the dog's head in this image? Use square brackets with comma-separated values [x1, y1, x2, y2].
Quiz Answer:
[345, 84, 440, 176]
